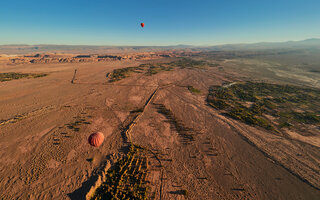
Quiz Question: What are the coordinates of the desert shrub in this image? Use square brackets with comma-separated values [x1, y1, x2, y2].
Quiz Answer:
[0, 72, 47, 82]
[91, 145, 148, 200]
[208, 98, 229, 109]
[187, 86, 201, 94]
[182, 189, 188, 196]
[279, 121, 293, 128]
[293, 112, 320, 124]
[207, 81, 320, 133]
[250, 102, 264, 115]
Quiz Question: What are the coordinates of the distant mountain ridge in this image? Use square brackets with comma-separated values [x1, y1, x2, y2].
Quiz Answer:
[200, 38, 320, 51]
[1, 38, 320, 54]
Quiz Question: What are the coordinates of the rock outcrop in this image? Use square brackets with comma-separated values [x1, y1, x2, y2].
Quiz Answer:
[8, 52, 178, 64]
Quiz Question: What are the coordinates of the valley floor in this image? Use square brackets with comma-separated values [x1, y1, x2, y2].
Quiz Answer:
[0, 59, 319, 199]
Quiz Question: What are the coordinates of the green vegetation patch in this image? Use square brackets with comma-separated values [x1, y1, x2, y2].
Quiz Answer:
[168, 58, 210, 69]
[207, 82, 320, 134]
[187, 86, 201, 94]
[90, 145, 149, 200]
[0, 72, 47, 82]
[145, 64, 173, 76]
[108, 66, 144, 82]
[107, 58, 214, 82]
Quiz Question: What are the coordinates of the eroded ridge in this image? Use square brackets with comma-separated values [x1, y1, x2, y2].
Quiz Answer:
[90, 145, 149, 200]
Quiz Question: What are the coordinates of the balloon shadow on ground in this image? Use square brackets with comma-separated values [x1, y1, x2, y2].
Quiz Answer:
[67, 156, 114, 200]
[67, 174, 98, 200]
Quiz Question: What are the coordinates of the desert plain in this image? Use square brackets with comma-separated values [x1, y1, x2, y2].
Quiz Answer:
[0, 48, 319, 200]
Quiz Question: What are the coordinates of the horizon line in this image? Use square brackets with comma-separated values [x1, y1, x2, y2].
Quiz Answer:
[1, 38, 319, 47]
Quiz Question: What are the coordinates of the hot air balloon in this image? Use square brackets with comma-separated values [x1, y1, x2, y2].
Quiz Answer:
[140, 23, 145, 28]
[88, 132, 104, 147]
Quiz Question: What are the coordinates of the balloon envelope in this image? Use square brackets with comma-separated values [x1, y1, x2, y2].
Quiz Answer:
[88, 132, 104, 147]
[141, 23, 144, 28]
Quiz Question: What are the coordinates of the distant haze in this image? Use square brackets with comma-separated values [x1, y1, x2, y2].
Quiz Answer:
[1, 38, 320, 54]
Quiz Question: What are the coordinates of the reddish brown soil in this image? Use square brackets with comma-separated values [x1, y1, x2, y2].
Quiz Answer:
[0, 58, 319, 199]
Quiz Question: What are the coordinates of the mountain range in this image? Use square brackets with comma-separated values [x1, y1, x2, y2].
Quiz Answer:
[1, 38, 320, 54]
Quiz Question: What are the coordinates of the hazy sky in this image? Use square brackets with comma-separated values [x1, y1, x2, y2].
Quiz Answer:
[1, 0, 319, 45]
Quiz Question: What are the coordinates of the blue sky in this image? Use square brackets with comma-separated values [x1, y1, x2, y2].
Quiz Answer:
[0, 0, 319, 45]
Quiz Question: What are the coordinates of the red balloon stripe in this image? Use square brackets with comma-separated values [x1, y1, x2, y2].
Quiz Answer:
[88, 132, 104, 147]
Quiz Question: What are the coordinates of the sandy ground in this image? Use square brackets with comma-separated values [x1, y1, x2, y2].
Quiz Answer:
[0, 59, 319, 199]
